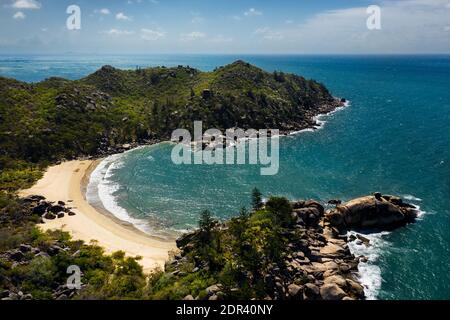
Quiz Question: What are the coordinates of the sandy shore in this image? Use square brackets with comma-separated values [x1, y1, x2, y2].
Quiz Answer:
[20, 160, 176, 273]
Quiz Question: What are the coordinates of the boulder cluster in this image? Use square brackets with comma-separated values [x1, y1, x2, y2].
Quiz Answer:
[94, 138, 161, 158]
[55, 88, 113, 113]
[0, 242, 82, 300]
[23, 195, 76, 221]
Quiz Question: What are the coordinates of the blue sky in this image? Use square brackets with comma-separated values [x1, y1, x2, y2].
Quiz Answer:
[1, 0, 450, 54]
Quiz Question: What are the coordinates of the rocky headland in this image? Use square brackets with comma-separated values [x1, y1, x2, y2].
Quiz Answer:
[166, 193, 419, 301]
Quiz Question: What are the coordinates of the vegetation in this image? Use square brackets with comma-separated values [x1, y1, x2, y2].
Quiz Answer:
[151, 195, 299, 300]
[0, 61, 339, 300]
[0, 188, 303, 300]
[251, 188, 263, 211]
[0, 193, 148, 300]
[0, 61, 335, 191]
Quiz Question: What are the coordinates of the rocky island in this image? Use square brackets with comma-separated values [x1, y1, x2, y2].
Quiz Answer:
[0, 61, 415, 300]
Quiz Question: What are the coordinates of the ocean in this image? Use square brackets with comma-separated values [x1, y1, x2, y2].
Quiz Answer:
[1, 54, 449, 300]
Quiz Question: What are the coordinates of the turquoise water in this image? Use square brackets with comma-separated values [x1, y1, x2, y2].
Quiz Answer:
[2, 55, 450, 299]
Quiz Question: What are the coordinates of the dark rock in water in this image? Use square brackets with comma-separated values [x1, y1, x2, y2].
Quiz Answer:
[328, 199, 342, 205]
[356, 234, 371, 246]
[57, 212, 65, 219]
[57, 201, 66, 206]
[326, 193, 418, 231]
[68, 211, 76, 216]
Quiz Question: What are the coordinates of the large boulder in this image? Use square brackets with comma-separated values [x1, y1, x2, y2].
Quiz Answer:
[320, 283, 347, 300]
[326, 194, 417, 231]
[287, 284, 303, 300]
[49, 205, 65, 214]
[176, 230, 200, 249]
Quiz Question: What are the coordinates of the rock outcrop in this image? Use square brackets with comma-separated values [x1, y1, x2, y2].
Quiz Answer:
[22, 195, 80, 224]
[171, 193, 418, 301]
[325, 193, 418, 232]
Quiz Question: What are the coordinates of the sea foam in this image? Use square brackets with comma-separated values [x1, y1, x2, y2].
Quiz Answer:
[347, 230, 389, 300]
[87, 152, 152, 234]
[346, 194, 425, 300]
[289, 100, 350, 136]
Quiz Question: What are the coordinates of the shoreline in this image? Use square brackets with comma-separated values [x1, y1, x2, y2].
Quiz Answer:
[19, 159, 177, 273]
[17, 99, 348, 274]
[89, 100, 350, 239]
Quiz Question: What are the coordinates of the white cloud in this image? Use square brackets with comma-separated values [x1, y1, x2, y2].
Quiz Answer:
[254, 27, 284, 40]
[116, 12, 132, 21]
[13, 11, 26, 19]
[278, 0, 450, 53]
[12, 0, 40, 9]
[98, 8, 110, 15]
[180, 31, 206, 41]
[103, 28, 134, 36]
[209, 35, 233, 43]
[141, 28, 166, 40]
[244, 8, 262, 16]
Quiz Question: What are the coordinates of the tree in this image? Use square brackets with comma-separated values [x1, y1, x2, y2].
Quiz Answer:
[251, 188, 263, 211]
[199, 210, 214, 232]
[265, 196, 293, 227]
[197, 210, 222, 271]
[239, 206, 249, 219]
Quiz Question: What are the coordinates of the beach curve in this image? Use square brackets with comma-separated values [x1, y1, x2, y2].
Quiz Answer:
[19, 160, 176, 273]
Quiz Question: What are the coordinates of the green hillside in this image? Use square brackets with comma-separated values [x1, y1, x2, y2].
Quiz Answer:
[0, 61, 338, 191]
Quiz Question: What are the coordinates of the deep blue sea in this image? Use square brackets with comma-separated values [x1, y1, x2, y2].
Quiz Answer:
[1, 54, 449, 300]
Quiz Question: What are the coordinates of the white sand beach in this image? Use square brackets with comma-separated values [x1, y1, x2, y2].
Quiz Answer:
[20, 160, 176, 273]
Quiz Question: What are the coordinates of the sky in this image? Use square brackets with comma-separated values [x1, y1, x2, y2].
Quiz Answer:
[1, 0, 450, 54]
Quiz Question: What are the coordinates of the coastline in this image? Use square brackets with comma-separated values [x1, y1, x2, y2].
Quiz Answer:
[17, 98, 348, 274]
[19, 159, 177, 273]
